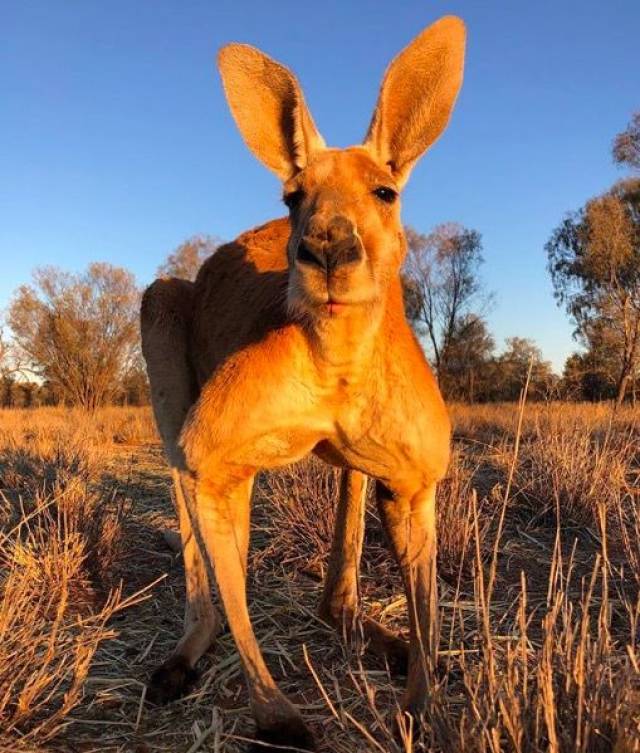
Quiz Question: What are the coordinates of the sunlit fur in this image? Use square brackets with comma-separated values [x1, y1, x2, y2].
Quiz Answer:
[142, 16, 466, 750]
[284, 148, 404, 323]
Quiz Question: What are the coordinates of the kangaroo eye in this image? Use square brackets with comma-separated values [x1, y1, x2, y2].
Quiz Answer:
[283, 190, 305, 209]
[373, 186, 397, 204]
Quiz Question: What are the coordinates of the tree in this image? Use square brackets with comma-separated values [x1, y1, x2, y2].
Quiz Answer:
[403, 223, 490, 391]
[561, 347, 616, 402]
[8, 263, 140, 410]
[613, 112, 640, 171]
[0, 327, 23, 406]
[157, 235, 221, 281]
[0, 376, 16, 407]
[546, 180, 640, 404]
[0, 325, 23, 381]
[0, 329, 8, 372]
[118, 364, 150, 406]
[437, 315, 495, 401]
[490, 337, 555, 401]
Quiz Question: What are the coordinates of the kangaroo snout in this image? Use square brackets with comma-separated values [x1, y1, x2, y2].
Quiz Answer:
[296, 215, 362, 272]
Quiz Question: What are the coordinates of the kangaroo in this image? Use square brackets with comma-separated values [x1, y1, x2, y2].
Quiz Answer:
[141, 16, 465, 751]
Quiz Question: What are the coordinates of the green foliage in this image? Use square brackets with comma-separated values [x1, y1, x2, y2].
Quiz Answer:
[547, 179, 640, 403]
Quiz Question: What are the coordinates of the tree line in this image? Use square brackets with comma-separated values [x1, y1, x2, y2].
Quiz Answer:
[402, 223, 556, 401]
[1, 112, 638, 409]
[0, 236, 220, 410]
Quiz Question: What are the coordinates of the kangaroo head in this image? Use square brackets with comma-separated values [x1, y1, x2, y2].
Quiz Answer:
[218, 16, 466, 323]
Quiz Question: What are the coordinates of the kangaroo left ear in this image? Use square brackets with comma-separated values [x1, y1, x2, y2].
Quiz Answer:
[218, 44, 326, 181]
[364, 16, 466, 188]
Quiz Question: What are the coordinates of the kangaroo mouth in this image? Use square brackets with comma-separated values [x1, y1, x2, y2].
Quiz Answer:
[287, 266, 374, 321]
[324, 299, 350, 316]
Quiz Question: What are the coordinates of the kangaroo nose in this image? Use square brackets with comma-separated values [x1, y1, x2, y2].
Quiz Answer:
[296, 215, 362, 271]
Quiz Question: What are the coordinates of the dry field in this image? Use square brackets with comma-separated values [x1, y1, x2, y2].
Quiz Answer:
[0, 402, 639, 752]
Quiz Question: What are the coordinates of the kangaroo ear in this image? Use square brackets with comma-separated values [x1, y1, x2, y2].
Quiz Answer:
[217, 44, 325, 181]
[364, 16, 466, 188]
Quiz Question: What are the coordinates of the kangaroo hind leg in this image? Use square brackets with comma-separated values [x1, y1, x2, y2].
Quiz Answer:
[141, 278, 221, 703]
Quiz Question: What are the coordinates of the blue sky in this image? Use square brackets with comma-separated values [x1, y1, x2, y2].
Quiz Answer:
[2, 1, 639, 372]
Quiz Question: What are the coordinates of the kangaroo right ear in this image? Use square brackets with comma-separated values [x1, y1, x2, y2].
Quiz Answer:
[217, 44, 326, 181]
[364, 16, 466, 188]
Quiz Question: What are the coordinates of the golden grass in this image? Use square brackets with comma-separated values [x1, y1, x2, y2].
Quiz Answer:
[0, 407, 156, 751]
[0, 403, 638, 752]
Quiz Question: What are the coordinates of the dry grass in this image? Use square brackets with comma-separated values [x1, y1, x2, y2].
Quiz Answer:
[0, 408, 156, 751]
[0, 403, 638, 752]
